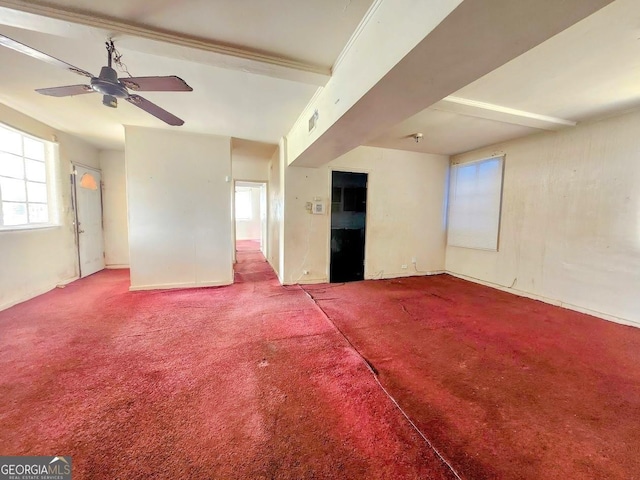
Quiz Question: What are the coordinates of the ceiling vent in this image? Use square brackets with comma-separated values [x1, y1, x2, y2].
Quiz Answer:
[308, 109, 319, 133]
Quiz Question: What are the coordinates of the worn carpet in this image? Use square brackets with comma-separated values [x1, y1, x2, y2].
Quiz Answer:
[0, 247, 455, 479]
[303, 275, 640, 479]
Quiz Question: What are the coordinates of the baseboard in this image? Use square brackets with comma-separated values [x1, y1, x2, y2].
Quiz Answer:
[105, 264, 129, 269]
[0, 275, 79, 312]
[447, 271, 640, 329]
[129, 279, 232, 291]
[266, 258, 285, 285]
[290, 269, 445, 285]
[367, 270, 445, 280]
[296, 276, 329, 285]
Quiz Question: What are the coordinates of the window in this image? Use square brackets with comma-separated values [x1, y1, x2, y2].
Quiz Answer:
[447, 156, 504, 251]
[235, 189, 252, 221]
[0, 123, 55, 228]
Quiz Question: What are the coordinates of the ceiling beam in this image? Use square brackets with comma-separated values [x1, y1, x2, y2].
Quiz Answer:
[0, 0, 331, 86]
[288, 0, 613, 167]
[434, 96, 577, 131]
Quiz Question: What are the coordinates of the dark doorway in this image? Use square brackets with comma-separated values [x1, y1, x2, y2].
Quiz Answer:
[330, 171, 367, 283]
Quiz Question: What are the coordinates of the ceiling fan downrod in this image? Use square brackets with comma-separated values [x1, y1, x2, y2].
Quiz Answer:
[90, 40, 128, 105]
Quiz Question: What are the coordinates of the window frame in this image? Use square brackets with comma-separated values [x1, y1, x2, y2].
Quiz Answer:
[0, 122, 58, 231]
[447, 155, 505, 251]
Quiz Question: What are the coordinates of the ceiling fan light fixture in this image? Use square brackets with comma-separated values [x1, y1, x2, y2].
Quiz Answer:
[102, 95, 117, 108]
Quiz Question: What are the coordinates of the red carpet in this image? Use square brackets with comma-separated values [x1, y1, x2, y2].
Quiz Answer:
[236, 239, 261, 252]
[0, 253, 455, 479]
[303, 275, 640, 479]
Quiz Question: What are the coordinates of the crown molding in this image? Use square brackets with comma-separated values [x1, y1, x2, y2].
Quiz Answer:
[0, 0, 331, 85]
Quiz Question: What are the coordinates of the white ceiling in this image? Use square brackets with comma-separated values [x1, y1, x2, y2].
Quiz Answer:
[368, 0, 640, 156]
[0, 0, 373, 149]
[2, 0, 638, 157]
[12, 0, 372, 69]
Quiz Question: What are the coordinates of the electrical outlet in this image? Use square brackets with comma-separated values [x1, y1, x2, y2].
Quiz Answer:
[303, 270, 309, 275]
[411, 257, 417, 264]
[401, 264, 408, 269]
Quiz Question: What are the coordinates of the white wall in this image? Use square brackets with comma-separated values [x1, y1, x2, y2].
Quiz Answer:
[235, 186, 262, 240]
[283, 146, 449, 284]
[267, 146, 283, 279]
[446, 109, 640, 326]
[125, 127, 233, 290]
[99, 150, 129, 267]
[0, 103, 99, 310]
[232, 154, 269, 182]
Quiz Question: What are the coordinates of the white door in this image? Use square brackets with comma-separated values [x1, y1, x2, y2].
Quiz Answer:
[75, 165, 105, 277]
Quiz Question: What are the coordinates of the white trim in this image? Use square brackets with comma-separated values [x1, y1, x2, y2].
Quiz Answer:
[332, 0, 385, 73]
[105, 264, 129, 269]
[0, 224, 60, 232]
[72, 162, 101, 173]
[0, 118, 57, 143]
[437, 96, 577, 131]
[368, 270, 445, 280]
[0, 275, 78, 312]
[447, 271, 640, 329]
[0, 0, 330, 85]
[451, 153, 505, 167]
[129, 280, 232, 291]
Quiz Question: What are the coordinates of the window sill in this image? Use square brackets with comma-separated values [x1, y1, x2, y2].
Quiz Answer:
[0, 224, 62, 233]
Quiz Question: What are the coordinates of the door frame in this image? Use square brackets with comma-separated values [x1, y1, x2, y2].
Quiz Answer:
[71, 162, 104, 278]
[232, 179, 269, 262]
[326, 167, 371, 282]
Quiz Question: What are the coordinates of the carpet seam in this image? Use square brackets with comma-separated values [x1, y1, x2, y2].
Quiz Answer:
[299, 285, 463, 480]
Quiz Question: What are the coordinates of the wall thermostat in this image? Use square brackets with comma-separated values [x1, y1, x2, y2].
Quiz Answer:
[312, 198, 326, 215]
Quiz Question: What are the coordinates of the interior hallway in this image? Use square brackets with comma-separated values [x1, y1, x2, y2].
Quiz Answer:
[0, 247, 454, 479]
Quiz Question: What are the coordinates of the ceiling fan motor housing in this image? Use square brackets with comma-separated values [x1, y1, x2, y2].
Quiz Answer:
[91, 66, 128, 98]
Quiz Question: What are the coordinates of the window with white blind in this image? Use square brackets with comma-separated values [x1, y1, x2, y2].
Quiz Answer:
[447, 156, 505, 251]
[0, 123, 57, 229]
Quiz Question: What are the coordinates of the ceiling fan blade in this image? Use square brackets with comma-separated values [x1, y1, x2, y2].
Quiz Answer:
[126, 95, 184, 126]
[0, 34, 94, 78]
[120, 76, 193, 92]
[36, 85, 94, 97]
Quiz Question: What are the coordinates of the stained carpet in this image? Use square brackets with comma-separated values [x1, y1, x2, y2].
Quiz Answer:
[303, 275, 640, 479]
[0, 250, 455, 479]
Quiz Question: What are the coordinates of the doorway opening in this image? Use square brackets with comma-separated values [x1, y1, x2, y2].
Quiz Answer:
[234, 181, 267, 256]
[73, 163, 105, 278]
[330, 171, 368, 283]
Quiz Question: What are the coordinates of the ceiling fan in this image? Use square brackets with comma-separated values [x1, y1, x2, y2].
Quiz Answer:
[0, 35, 192, 126]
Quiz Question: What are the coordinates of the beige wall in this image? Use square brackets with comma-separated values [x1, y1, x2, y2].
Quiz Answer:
[0, 103, 99, 310]
[99, 149, 129, 267]
[446, 109, 640, 327]
[125, 127, 233, 290]
[283, 146, 449, 284]
[232, 154, 269, 182]
[267, 146, 283, 279]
